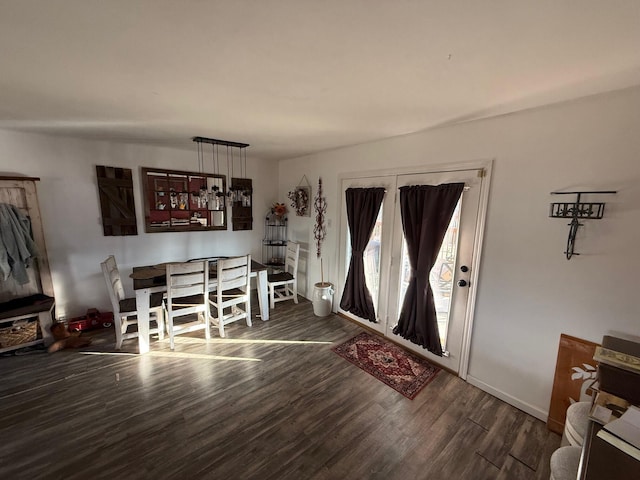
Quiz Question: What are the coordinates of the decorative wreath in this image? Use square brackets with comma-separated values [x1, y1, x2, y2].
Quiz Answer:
[287, 187, 310, 216]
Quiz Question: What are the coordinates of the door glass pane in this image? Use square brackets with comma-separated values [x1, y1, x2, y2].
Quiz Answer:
[397, 199, 462, 349]
[346, 206, 383, 317]
[364, 206, 383, 312]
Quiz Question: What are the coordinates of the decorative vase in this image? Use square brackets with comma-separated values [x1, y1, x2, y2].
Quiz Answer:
[312, 282, 334, 317]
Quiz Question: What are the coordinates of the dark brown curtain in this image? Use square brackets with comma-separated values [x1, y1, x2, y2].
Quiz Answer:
[392, 183, 464, 355]
[339, 187, 385, 322]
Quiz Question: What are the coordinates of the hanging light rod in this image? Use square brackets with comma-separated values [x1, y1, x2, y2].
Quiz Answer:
[192, 136, 249, 148]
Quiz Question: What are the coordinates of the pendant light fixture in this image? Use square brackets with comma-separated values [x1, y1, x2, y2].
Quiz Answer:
[192, 136, 250, 216]
[191, 139, 209, 209]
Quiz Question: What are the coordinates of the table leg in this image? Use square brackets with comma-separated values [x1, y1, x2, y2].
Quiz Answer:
[256, 270, 269, 321]
[136, 288, 151, 354]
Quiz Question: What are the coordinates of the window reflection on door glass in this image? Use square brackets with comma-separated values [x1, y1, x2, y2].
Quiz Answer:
[346, 206, 383, 319]
[397, 199, 462, 349]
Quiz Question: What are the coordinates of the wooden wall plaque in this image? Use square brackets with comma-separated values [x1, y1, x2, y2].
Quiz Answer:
[547, 333, 600, 434]
[96, 165, 138, 236]
[230, 177, 253, 231]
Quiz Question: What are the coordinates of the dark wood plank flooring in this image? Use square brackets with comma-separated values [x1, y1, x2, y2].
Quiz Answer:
[0, 298, 560, 479]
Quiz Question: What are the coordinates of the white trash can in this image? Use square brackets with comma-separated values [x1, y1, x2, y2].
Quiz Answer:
[312, 282, 334, 317]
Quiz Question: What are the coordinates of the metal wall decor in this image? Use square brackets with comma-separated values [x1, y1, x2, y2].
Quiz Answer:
[549, 190, 617, 260]
[313, 177, 327, 258]
[288, 175, 311, 217]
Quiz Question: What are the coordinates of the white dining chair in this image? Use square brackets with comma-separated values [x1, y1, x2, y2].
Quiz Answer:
[165, 261, 210, 350]
[267, 241, 300, 309]
[101, 255, 165, 350]
[209, 255, 251, 338]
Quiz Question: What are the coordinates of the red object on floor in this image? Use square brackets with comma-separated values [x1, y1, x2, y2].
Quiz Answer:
[67, 311, 114, 331]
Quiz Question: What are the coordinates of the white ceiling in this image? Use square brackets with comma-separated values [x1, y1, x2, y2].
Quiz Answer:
[1, 1, 639, 160]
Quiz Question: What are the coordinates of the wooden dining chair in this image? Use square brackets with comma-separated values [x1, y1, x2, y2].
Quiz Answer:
[208, 255, 251, 338]
[101, 255, 165, 350]
[165, 261, 210, 350]
[267, 241, 300, 309]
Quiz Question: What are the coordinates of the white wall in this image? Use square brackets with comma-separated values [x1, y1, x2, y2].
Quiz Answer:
[278, 86, 640, 420]
[0, 131, 279, 318]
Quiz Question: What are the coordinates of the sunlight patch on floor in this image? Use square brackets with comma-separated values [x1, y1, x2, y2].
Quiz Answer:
[160, 337, 333, 346]
[80, 351, 261, 361]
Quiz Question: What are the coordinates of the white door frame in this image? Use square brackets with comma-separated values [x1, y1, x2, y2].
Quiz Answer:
[336, 159, 493, 380]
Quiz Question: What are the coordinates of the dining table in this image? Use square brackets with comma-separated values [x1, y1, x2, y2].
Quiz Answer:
[130, 258, 270, 353]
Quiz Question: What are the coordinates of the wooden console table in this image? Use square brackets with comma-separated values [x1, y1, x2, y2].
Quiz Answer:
[578, 336, 640, 479]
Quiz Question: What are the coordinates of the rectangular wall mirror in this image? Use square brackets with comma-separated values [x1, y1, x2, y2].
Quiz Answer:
[141, 167, 227, 232]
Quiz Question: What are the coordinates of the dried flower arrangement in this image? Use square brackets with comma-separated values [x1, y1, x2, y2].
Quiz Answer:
[271, 202, 287, 217]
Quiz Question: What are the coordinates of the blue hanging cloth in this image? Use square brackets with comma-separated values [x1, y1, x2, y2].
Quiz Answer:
[0, 203, 39, 285]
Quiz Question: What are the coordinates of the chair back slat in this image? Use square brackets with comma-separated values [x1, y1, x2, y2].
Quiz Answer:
[167, 261, 208, 300]
[219, 265, 248, 282]
[221, 276, 248, 291]
[220, 256, 248, 269]
[169, 272, 206, 287]
[101, 255, 125, 313]
[217, 255, 251, 292]
[170, 284, 205, 298]
[169, 262, 206, 275]
[284, 242, 300, 278]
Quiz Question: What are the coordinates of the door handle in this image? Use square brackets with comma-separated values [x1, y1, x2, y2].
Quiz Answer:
[457, 279, 469, 287]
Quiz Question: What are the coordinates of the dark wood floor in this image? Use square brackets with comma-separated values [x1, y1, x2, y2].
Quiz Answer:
[0, 298, 560, 479]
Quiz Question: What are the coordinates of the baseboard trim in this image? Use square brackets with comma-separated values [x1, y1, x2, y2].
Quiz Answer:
[466, 374, 548, 422]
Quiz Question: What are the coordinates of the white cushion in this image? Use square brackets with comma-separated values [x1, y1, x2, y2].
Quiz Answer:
[550, 446, 581, 480]
[562, 401, 591, 447]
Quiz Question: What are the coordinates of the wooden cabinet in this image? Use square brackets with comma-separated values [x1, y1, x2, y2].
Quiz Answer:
[142, 167, 228, 232]
[579, 336, 640, 479]
[0, 176, 55, 352]
[230, 177, 253, 231]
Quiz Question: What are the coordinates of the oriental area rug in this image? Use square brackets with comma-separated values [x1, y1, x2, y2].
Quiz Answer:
[332, 331, 440, 399]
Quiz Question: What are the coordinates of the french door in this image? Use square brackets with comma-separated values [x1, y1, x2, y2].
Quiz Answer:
[337, 166, 487, 375]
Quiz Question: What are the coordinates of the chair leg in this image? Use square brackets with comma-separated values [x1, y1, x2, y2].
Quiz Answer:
[218, 310, 225, 338]
[156, 307, 165, 340]
[115, 315, 125, 350]
[213, 304, 225, 338]
[269, 284, 275, 309]
[168, 314, 175, 350]
[246, 291, 252, 327]
[292, 281, 298, 304]
[204, 310, 211, 340]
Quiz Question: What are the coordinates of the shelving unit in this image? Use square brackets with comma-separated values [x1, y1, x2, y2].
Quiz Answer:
[263, 213, 288, 271]
[141, 167, 227, 232]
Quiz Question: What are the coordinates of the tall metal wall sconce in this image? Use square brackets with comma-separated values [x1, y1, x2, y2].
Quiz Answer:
[192, 136, 253, 231]
[549, 190, 617, 260]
